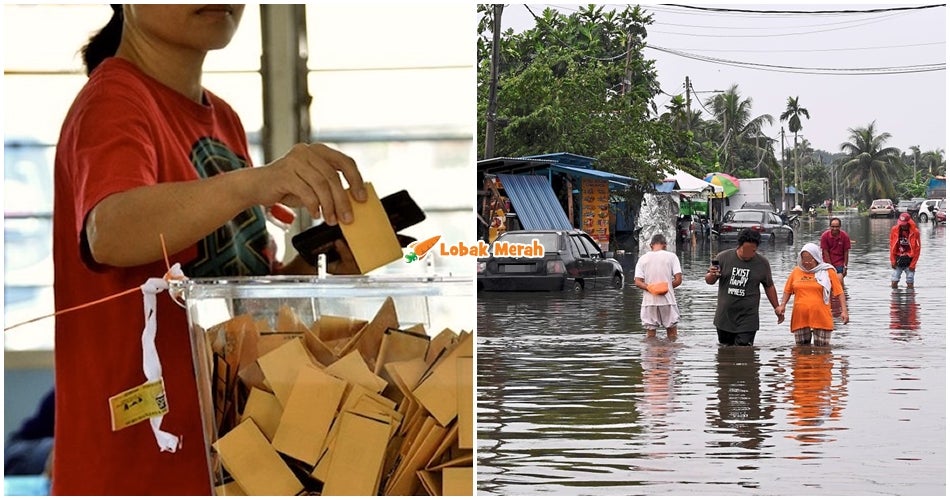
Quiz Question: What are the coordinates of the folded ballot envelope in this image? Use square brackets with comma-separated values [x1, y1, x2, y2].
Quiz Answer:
[199, 293, 473, 495]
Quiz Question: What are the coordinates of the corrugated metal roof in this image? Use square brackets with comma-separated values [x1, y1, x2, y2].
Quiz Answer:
[525, 152, 597, 167]
[497, 174, 573, 230]
[477, 157, 556, 175]
[545, 164, 632, 188]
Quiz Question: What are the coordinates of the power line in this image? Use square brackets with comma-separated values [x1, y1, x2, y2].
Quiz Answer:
[648, 44, 946, 75]
[510, 5, 945, 77]
[690, 83, 717, 117]
[649, 10, 902, 30]
[649, 11, 913, 38]
[656, 41, 944, 54]
[660, 4, 945, 15]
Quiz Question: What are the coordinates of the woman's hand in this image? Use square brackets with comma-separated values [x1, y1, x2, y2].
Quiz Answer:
[255, 143, 366, 226]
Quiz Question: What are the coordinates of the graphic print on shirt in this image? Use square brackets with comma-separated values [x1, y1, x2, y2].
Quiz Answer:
[898, 230, 911, 255]
[728, 267, 750, 296]
[185, 137, 271, 277]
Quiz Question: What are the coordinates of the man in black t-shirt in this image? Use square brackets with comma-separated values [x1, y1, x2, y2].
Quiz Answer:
[705, 229, 785, 346]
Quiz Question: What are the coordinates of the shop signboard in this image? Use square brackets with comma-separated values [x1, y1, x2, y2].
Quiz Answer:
[581, 178, 610, 251]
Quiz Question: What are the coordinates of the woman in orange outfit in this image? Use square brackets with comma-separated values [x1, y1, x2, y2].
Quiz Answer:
[775, 243, 849, 346]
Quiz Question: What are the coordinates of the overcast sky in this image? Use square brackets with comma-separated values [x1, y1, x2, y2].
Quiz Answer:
[497, 3, 947, 156]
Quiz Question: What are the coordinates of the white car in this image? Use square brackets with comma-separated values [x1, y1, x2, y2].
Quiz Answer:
[917, 199, 945, 223]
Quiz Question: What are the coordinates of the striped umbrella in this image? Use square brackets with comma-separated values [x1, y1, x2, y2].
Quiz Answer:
[704, 172, 740, 197]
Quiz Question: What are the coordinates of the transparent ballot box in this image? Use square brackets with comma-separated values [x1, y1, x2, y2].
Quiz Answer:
[173, 275, 474, 495]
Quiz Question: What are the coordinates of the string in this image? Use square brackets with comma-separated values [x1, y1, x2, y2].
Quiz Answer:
[3, 234, 179, 333]
[3, 287, 141, 332]
[161, 233, 171, 272]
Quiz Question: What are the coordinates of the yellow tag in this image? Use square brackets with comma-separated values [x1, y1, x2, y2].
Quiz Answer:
[109, 378, 170, 431]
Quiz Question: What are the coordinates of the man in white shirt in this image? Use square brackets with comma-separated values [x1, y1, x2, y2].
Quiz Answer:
[634, 234, 683, 340]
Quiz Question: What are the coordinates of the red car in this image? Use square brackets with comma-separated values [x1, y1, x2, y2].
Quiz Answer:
[936, 207, 946, 224]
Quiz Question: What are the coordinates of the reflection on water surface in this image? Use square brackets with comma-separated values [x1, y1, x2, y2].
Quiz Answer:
[477, 216, 945, 495]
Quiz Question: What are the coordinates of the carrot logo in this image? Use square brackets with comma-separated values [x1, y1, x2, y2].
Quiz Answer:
[404, 235, 441, 263]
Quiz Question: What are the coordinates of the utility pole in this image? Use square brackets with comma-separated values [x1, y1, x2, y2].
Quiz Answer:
[780, 127, 786, 212]
[831, 162, 835, 208]
[793, 133, 800, 208]
[684, 76, 691, 133]
[484, 4, 503, 159]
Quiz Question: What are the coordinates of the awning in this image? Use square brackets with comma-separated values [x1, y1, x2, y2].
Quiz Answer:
[655, 180, 676, 193]
[664, 168, 722, 197]
[497, 174, 573, 230]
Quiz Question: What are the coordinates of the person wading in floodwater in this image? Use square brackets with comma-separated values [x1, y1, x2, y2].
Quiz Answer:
[705, 229, 784, 346]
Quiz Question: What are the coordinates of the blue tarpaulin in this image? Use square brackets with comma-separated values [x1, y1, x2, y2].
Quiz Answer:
[927, 177, 946, 199]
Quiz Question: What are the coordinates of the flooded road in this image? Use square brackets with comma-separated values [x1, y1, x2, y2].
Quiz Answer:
[476, 214, 946, 495]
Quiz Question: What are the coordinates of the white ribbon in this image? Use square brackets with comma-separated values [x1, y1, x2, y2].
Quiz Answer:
[139, 263, 184, 453]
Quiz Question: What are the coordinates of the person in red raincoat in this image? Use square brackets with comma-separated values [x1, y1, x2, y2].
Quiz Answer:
[888, 212, 921, 289]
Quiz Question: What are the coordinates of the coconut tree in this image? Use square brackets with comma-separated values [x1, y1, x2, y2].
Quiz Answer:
[703, 84, 774, 175]
[780, 96, 810, 207]
[838, 121, 904, 206]
[661, 94, 689, 131]
[921, 148, 946, 177]
[906, 145, 923, 182]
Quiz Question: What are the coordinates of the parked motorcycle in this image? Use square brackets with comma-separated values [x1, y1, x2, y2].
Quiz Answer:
[779, 211, 801, 229]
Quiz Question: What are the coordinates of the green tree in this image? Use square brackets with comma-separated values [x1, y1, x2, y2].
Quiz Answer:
[703, 84, 775, 175]
[659, 97, 708, 169]
[780, 96, 810, 206]
[897, 146, 926, 199]
[906, 145, 923, 182]
[921, 148, 946, 177]
[794, 139, 832, 207]
[661, 95, 689, 132]
[838, 122, 905, 206]
[476, 4, 691, 196]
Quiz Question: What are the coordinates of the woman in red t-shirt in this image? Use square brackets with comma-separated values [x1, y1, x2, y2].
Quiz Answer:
[52, 5, 364, 494]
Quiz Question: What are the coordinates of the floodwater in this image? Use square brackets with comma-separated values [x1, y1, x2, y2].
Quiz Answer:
[476, 214, 946, 495]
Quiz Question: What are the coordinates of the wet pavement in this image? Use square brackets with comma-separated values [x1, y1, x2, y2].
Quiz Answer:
[476, 214, 946, 495]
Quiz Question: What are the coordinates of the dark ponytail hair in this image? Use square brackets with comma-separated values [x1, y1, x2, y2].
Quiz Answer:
[81, 5, 123, 76]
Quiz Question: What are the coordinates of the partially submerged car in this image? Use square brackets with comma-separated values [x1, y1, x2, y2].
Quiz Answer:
[868, 199, 896, 218]
[896, 200, 917, 214]
[740, 201, 775, 212]
[477, 229, 624, 292]
[917, 199, 945, 223]
[717, 209, 794, 244]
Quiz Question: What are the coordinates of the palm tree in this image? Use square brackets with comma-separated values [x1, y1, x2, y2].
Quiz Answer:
[907, 145, 922, 183]
[780, 96, 810, 207]
[661, 95, 689, 131]
[704, 84, 774, 175]
[839, 122, 904, 206]
[921, 148, 946, 177]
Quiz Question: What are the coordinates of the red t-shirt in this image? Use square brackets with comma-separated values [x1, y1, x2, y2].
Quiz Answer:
[52, 57, 272, 494]
[819, 229, 851, 268]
